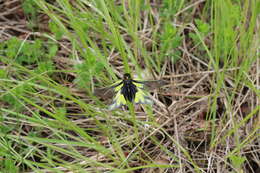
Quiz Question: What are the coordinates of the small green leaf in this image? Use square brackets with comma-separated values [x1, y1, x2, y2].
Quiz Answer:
[6, 37, 21, 59]
[22, 0, 38, 17]
[48, 44, 58, 58]
[160, 22, 182, 62]
[49, 21, 64, 40]
[229, 155, 246, 169]
[36, 61, 54, 73]
[94, 61, 104, 74]
[189, 32, 200, 44]
[0, 69, 7, 78]
[195, 19, 210, 34]
[3, 159, 18, 173]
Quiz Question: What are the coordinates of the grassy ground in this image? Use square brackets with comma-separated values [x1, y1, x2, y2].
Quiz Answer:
[0, 0, 259, 172]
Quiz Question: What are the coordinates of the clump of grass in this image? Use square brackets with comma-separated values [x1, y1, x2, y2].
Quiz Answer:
[0, 0, 259, 172]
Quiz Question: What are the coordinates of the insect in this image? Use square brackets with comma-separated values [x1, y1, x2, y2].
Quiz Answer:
[94, 73, 167, 110]
[108, 73, 153, 110]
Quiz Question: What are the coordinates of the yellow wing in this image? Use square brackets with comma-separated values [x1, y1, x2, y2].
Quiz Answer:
[134, 82, 153, 105]
[108, 81, 127, 110]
